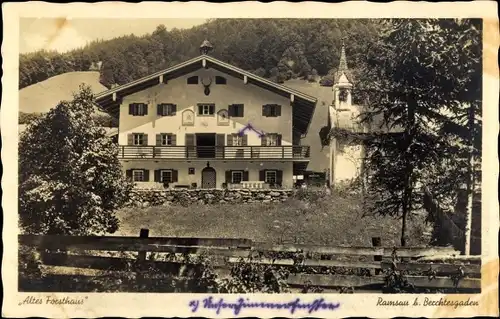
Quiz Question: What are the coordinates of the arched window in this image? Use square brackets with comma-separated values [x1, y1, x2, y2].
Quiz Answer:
[187, 76, 199, 85]
[339, 89, 348, 102]
[215, 76, 227, 84]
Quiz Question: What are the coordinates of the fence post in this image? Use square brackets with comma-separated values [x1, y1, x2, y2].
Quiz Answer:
[136, 228, 150, 288]
[372, 237, 382, 275]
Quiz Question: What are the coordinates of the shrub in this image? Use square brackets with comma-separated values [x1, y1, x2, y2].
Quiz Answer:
[215, 258, 290, 293]
[18, 245, 44, 282]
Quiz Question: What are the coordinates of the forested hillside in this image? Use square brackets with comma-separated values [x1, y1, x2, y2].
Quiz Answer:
[19, 19, 381, 90]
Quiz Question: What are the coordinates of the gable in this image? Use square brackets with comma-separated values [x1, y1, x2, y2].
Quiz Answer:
[94, 55, 317, 136]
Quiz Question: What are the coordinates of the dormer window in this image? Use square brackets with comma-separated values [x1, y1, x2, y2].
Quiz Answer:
[187, 76, 199, 85]
[215, 76, 227, 84]
[129, 103, 148, 116]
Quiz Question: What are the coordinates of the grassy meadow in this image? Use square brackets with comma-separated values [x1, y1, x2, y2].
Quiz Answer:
[114, 189, 433, 247]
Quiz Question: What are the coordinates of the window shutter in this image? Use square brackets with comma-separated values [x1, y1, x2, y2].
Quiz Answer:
[157, 104, 162, 116]
[127, 134, 133, 145]
[276, 105, 282, 116]
[142, 134, 148, 146]
[198, 105, 203, 115]
[171, 134, 177, 146]
[154, 170, 160, 182]
[143, 169, 150, 182]
[156, 134, 162, 146]
[209, 104, 215, 115]
[227, 134, 233, 146]
[262, 105, 268, 116]
[239, 105, 244, 117]
[172, 170, 178, 182]
[242, 134, 248, 146]
[225, 171, 232, 183]
[261, 134, 267, 146]
[129, 104, 134, 115]
[185, 134, 195, 146]
[277, 134, 282, 146]
[259, 170, 266, 181]
[126, 170, 133, 179]
[143, 104, 148, 115]
[172, 104, 177, 116]
[243, 171, 249, 181]
[216, 134, 225, 146]
[277, 170, 283, 186]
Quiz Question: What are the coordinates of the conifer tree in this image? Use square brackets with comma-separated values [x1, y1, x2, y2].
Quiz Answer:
[356, 19, 482, 247]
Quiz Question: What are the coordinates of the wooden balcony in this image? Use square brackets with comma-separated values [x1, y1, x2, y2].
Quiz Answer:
[119, 145, 310, 160]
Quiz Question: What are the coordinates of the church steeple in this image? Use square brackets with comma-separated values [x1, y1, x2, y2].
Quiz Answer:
[333, 37, 353, 111]
[338, 38, 348, 73]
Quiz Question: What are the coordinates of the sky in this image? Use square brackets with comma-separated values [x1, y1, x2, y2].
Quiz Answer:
[19, 18, 206, 54]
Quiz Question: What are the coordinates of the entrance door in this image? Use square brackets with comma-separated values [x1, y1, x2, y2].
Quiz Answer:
[196, 133, 216, 158]
[201, 167, 217, 188]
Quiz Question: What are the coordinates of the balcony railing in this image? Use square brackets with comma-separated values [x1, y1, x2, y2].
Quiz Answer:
[119, 145, 310, 160]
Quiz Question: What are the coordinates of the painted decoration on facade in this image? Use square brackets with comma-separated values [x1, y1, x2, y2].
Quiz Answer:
[217, 109, 229, 126]
[182, 109, 195, 126]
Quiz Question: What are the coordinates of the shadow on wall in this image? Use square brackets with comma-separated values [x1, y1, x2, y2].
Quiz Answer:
[319, 126, 330, 150]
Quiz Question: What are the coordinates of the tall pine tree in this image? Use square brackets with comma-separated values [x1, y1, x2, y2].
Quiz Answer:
[356, 19, 482, 248]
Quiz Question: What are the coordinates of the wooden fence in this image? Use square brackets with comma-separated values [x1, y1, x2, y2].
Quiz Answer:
[19, 229, 481, 293]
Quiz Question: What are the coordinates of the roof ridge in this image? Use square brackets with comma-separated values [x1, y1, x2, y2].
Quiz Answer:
[95, 55, 316, 103]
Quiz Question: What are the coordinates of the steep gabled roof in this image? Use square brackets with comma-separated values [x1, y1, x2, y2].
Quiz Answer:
[94, 55, 318, 135]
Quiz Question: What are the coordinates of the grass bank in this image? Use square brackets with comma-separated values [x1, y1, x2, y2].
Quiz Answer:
[114, 188, 432, 247]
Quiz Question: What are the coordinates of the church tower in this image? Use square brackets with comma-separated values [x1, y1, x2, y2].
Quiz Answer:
[332, 39, 353, 112]
[328, 39, 358, 187]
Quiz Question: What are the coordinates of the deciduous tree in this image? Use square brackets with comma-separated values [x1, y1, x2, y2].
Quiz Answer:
[19, 85, 132, 235]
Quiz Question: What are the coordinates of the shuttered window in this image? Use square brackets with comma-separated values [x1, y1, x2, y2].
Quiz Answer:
[160, 170, 173, 183]
[265, 170, 277, 184]
[231, 171, 243, 184]
[132, 169, 148, 182]
[260, 169, 283, 186]
[157, 103, 177, 116]
[131, 133, 147, 146]
[129, 103, 148, 116]
[230, 133, 247, 146]
[262, 104, 281, 117]
[228, 104, 244, 117]
[154, 169, 178, 183]
[156, 133, 176, 146]
[198, 103, 215, 115]
[262, 133, 281, 146]
[226, 170, 249, 184]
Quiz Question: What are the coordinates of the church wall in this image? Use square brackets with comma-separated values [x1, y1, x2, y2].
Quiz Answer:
[334, 142, 365, 183]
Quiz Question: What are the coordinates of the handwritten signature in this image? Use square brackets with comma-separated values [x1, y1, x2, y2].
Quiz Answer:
[188, 296, 340, 315]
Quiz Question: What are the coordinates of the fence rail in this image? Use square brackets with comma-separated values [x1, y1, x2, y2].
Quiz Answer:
[19, 230, 481, 292]
[120, 145, 311, 160]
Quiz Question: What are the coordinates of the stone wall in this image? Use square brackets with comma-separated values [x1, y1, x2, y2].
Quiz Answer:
[126, 189, 294, 207]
